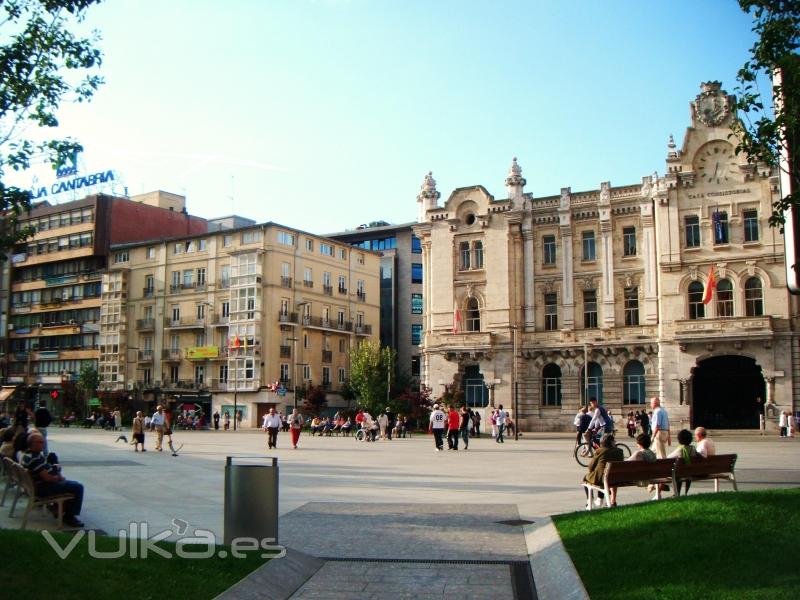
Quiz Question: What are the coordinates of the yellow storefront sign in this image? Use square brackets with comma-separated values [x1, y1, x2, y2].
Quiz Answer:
[186, 345, 220, 359]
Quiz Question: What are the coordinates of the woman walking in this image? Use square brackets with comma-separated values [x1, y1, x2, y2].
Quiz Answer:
[289, 408, 304, 449]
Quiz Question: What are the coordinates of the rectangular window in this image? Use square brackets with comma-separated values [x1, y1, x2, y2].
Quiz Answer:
[171, 306, 180, 322]
[241, 230, 261, 244]
[459, 242, 471, 270]
[196, 268, 206, 286]
[322, 367, 331, 385]
[411, 263, 423, 284]
[339, 338, 346, 353]
[583, 289, 598, 329]
[713, 211, 729, 245]
[473, 241, 483, 269]
[320, 243, 334, 256]
[623, 226, 636, 256]
[624, 287, 639, 326]
[582, 231, 596, 261]
[223, 235, 232, 247]
[222, 301, 230, 318]
[146, 247, 155, 259]
[173, 243, 183, 255]
[339, 248, 346, 260]
[411, 293, 423, 314]
[198, 239, 207, 251]
[303, 365, 311, 381]
[280, 363, 289, 382]
[338, 275, 347, 293]
[220, 264, 230, 288]
[305, 238, 313, 251]
[338, 367, 346, 383]
[743, 209, 759, 242]
[685, 215, 700, 248]
[194, 365, 205, 384]
[304, 267, 312, 285]
[278, 231, 295, 246]
[543, 235, 556, 265]
[113, 251, 129, 264]
[182, 269, 194, 287]
[196, 304, 206, 320]
[169, 365, 179, 383]
[544, 293, 558, 331]
[411, 356, 421, 376]
[219, 364, 229, 383]
[411, 236, 422, 253]
[411, 324, 422, 345]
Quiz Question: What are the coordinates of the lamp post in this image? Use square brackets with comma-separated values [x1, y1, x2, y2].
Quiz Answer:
[287, 337, 299, 409]
[583, 343, 592, 408]
[294, 301, 308, 409]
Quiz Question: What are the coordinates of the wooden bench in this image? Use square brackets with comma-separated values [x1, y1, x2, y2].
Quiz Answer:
[584, 458, 678, 509]
[7, 460, 75, 529]
[674, 453, 738, 495]
[0, 456, 19, 507]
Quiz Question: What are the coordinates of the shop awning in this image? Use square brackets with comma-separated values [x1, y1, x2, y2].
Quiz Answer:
[0, 386, 17, 402]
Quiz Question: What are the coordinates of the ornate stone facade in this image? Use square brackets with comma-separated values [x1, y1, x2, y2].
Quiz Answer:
[414, 82, 799, 431]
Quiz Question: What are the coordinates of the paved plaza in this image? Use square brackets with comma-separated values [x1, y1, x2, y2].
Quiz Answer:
[2, 427, 798, 599]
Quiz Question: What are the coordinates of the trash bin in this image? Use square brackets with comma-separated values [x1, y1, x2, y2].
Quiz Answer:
[223, 456, 279, 546]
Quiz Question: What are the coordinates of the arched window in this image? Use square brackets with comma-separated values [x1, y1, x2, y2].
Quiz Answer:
[688, 281, 705, 319]
[745, 277, 764, 316]
[580, 362, 604, 404]
[465, 298, 480, 332]
[623, 360, 646, 405]
[542, 363, 562, 406]
[716, 278, 734, 317]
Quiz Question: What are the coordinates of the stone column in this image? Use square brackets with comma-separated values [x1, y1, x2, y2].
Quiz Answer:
[598, 182, 615, 327]
[640, 199, 658, 324]
[523, 224, 536, 329]
[559, 188, 575, 329]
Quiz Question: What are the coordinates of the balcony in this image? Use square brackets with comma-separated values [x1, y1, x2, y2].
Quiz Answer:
[162, 349, 182, 361]
[278, 311, 299, 324]
[143, 287, 154, 298]
[211, 316, 230, 327]
[137, 350, 154, 362]
[218, 279, 230, 289]
[211, 379, 230, 391]
[281, 276, 292, 288]
[303, 280, 313, 288]
[357, 291, 366, 302]
[169, 284, 181, 293]
[323, 285, 333, 296]
[338, 287, 347, 295]
[211, 379, 260, 392]
[322, 350, 332, 363]
[164, 379, 205, 391]
[280, 345, 291, 358]
[136, 318, 155, 331]
[165, 317, 206, 329]
[353, 324, 372, 336]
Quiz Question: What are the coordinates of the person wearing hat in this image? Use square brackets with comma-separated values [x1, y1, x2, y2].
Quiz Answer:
[428, 403, 446, 451]
[151, 405, 166, 451]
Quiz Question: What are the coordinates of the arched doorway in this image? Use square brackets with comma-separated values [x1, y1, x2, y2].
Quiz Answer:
[692, 355, 765, 429]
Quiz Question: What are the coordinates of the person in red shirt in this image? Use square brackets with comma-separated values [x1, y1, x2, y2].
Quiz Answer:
[447, 406, 461, 450]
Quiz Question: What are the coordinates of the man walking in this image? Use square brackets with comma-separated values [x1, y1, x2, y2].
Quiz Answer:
[213, 410, 220, 431]
[385, 407, 396, 440]
[459, 405, 471, 450]
[495, 404, 508, 443]
[151, 405, 166, 451]
[262, 407, 282, 449]
[447, 405, 460, 450]
[650, 396, 671, 459]
[34, 399, 52, 455]
[429, 403, 446, 451]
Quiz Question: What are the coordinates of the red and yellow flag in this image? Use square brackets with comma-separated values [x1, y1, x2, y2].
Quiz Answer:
[702, 265, 716, 305]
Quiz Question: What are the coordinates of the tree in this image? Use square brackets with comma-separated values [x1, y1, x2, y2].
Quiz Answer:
[302, 385, 328, 416]
[348, 341, 395, 416]
[733, 1, 799, 227]
[1, 0, 103, 255]
[76, 361, 98, 414]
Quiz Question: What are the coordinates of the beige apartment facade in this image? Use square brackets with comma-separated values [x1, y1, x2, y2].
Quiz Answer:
[415, 82, 799, 431]
[99, 223, 380, 426]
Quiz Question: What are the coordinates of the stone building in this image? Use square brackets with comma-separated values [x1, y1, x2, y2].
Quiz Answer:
[414, 82, 798, 431]
[99, 222, 380, 426]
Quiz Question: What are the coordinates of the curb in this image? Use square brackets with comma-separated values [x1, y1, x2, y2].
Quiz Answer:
[524, 517, 590, 600]
[213, 547, 324, 600]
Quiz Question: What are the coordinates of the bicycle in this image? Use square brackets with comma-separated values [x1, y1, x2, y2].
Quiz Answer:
[574, 430, 631, 467]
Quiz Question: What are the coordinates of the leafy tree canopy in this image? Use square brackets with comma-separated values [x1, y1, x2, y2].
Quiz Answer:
[733, 0, 799, 227]
[1, 0, 103, 254]
[348, 341, 395, 416]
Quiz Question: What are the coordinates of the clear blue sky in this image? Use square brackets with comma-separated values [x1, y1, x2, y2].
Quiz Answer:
[16, 0, 758, 234]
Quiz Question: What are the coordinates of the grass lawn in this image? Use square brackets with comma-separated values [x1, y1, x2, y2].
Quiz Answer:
[553, 488, 800, 600]
[0, 528, 269, 600]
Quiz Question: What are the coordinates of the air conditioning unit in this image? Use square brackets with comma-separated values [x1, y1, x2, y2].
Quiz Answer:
[69, 319, 76, 325]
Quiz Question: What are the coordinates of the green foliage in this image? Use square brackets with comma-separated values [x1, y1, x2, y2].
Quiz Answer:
[348, 341, 395, 416]
[554, 488, 800, 599]
[0, 0, 104, 255]
[302, 384, 328, 416]
[76, 362, 98, 401]
[733, 1, 800, 228]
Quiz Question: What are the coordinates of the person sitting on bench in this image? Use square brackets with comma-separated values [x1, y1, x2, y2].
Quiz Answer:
[582, 433, 624, 508]
[20, 432, 85, 528]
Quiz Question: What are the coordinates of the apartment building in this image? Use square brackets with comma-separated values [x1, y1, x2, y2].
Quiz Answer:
[3, 192, 207, 411]
[327, 222, 424, 386]
[101, 222, 380, 426]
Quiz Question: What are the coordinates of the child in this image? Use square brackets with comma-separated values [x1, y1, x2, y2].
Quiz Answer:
[668, 429, 698, 495]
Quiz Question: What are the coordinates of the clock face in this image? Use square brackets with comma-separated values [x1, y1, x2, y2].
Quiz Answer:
[695, 141, 738, 185]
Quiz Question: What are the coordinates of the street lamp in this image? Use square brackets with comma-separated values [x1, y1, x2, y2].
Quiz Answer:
[294, 301, 308, 409]
[583, 343, 592, 408]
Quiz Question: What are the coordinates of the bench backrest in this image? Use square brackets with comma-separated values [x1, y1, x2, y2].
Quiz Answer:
[675, 453, 737, 478]
[7, 460, 35, 496]
[603, 458, 677, 487]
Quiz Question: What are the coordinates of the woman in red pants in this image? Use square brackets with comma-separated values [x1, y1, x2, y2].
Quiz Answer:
[289, 408, 304, 449]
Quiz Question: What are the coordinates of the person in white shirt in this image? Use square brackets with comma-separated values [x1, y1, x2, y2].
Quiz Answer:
[151, 405, 166, 451]
[262, 408, 282, 449]
[495, 404, 507, 443]
[779, 411, 788, 437]
[694, 427, 716, 458]
[429, 404, 446, 451]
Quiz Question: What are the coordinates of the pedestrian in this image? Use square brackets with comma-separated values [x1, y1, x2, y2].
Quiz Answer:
[132, 411, 146, 452]
[459, 405, 470, 450]
[446, 405, 460, 450]
[490, 409, 498, 439]
[473, 411, 481, 438]
[429, 403, 446, 451]
[34, 399, 52, 455]
[495, 404, 508, 443]
[378, 411, 389, 440]
[262, 407, 282, 449]
[788, 412, 796, 437]
[289, 408, 304, 449]
[235, 409, 243, 429]
[639, 409, 651, 436]
[223, 410, 231, 431]
[113, 408, 122, 431]
[779, 411, 788, 437]
[213, 410, 220, 431]
[574, 406, 590, 447]
[649, 396, 671, 458]
[385, 407, 396, 440]
[626, 412, 636, 438]
[14, 401, 29, 432]
[281, 412, 289, 432]
[151, 405, 166, 451]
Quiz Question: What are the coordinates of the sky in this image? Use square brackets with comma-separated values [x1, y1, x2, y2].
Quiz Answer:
[13, 0, 759, 234]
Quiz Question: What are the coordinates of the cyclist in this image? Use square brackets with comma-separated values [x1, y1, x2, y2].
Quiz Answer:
[584, 397, 613, 449]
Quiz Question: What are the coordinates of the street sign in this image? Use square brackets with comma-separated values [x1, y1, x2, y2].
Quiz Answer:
[277, 387, 286, 397]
